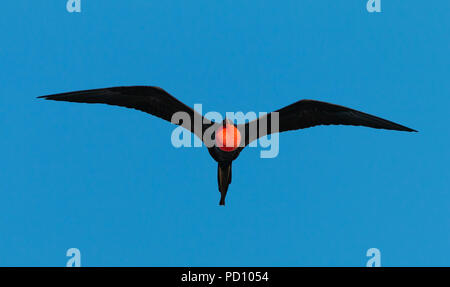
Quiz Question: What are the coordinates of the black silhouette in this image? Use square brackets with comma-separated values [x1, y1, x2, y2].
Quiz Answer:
[39, 86, 416, 205]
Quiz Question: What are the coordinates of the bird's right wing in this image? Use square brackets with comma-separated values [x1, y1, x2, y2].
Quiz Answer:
[39, 86, 213, 142]
[238, 99, 417, 147]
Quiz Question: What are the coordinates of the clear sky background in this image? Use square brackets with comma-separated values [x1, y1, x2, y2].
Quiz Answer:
[0, 1, 448, 266]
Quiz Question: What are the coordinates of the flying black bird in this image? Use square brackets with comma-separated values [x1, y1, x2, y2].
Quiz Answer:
[39, 86, 416, 205]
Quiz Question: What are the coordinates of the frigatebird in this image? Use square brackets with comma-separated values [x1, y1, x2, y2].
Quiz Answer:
[39, 86, 416, 205]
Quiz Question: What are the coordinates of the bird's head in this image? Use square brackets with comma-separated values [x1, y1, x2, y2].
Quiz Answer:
[215, 119, 241, 152]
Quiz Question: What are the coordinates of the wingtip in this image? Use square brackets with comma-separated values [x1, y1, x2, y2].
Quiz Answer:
[394, 123, 417, 133]
[38, 95, 60, 101]
[405, 127, 418, 133]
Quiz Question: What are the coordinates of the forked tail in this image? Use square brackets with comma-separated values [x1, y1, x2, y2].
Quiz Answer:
[217, 163, 232, 206]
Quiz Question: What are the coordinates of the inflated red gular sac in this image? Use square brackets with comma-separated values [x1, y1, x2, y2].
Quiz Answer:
[215, 122, 242, 152]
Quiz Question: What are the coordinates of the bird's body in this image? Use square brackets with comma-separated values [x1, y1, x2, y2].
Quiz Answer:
[39, 86, 416, 205]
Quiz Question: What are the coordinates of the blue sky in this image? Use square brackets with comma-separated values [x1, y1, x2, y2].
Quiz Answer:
[0, 1, 448, 266]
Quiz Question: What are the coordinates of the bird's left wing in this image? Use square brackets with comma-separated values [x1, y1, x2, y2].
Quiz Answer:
[39, 86, 213, 142]
[237, 99, 417, 147]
